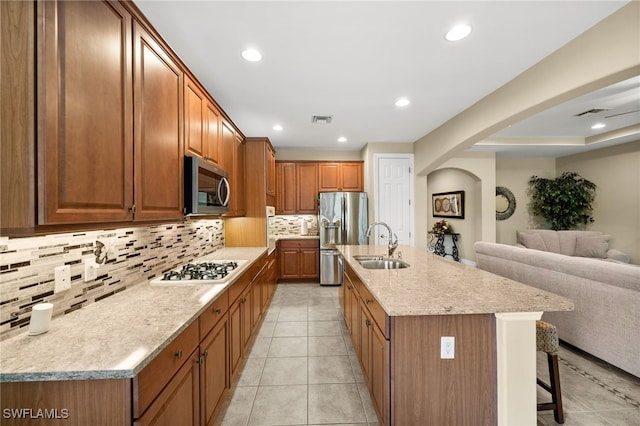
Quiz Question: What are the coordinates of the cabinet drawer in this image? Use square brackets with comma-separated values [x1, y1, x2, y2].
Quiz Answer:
[228, 254, 267, 303]
[279, 239, 319, 249]
[133, 320, 199, 418]
[199, 291, 229, 339]
[358, 284, 389, 339]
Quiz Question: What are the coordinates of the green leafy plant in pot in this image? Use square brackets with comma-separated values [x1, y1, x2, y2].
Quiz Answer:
[528, 172, 597, 230]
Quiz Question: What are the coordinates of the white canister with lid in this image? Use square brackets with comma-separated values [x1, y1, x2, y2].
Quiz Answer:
[300, 219, 308, 235]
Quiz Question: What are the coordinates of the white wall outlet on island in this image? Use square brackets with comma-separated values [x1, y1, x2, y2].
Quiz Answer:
[441, 336, 455, 359]
[54, 265, 71, 293]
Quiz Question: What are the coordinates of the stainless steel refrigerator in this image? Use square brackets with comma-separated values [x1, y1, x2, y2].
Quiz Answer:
[319, 192, 368, 285]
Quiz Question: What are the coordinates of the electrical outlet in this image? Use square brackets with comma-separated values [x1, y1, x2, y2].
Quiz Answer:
[54, 265, 71, 293]
[84, 258, 99, 282]
[441, 336, 455, 359]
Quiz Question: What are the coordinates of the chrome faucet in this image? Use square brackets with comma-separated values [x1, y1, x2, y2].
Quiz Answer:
[365, 222, 399, 257]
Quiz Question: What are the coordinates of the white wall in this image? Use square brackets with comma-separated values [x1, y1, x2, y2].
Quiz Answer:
[557, 140, 640, 263]
[496, 158, 556, 245]
[427, 152, 496, 260]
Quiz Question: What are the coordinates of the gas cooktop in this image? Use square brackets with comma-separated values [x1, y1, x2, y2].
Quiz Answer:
[150, 259, 248, 286]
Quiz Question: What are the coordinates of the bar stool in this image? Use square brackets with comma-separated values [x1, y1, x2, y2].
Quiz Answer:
[536, 320, 565, 424]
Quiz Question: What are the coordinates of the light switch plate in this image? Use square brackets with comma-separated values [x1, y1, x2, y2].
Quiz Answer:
[441, 336, 455, 359]
[54, 265, 71, 293]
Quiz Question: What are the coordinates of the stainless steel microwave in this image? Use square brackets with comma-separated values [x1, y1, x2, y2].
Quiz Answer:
[184, 156, 230, 215]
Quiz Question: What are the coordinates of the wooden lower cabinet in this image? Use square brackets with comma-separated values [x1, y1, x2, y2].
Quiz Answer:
[278, 239, 319, 280]
[135, 349, 200, 426]
[199, 316, 228, 426]
[343, 263, 497, 425]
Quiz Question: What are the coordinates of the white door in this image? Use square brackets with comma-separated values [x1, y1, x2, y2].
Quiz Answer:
[375, 155, 414, 247]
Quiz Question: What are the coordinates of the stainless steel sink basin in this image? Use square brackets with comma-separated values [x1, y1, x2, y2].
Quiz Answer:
[357, 258, 409, 269]
[353, 255, 384, 262]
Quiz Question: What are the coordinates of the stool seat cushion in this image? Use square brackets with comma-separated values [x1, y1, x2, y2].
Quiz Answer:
[536, 320, 559, 353]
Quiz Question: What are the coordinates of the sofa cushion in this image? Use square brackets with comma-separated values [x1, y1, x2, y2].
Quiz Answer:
[557, 230, 602, 256]
[575, 234, 610, 258]
[516, 231, 548, 251]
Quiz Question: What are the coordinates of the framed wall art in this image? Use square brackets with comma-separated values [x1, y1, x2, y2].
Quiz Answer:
[432, 190, 465, 219]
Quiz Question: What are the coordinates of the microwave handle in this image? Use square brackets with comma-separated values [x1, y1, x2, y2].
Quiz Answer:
[219, 177, 230, 207]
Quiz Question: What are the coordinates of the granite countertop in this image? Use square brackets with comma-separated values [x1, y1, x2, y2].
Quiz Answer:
[338, 245, 574, 317]
[0, 247, 267, 383]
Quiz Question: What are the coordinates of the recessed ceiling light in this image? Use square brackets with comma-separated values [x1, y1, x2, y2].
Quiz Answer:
[395, 98, 410, 107]
[591, 123, 606, 129]
[445, 24, 472, 42]
[273, 124, 283, 131]
[338, 137, 347, 143]
[241, 48, 262, 62]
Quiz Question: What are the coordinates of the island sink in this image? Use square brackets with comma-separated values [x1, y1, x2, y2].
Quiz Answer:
[357, 258, 409, 269]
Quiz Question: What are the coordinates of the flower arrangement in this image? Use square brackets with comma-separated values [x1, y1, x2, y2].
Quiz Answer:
[431, 219, 454, 234]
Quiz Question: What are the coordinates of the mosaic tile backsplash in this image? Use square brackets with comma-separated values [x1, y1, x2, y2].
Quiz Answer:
[0, 220, 224, 341]
[270, 215, 318, 236]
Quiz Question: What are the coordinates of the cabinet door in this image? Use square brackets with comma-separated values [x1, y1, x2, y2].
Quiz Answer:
[370, 320, 390, 424]
[184, 77, 205, 158]
[296, 163, 318, 213]
[232, 135, 246, 216]
[40, 0, 133, 224]
[360, 302, 372, 386]
[279, 248, 300, 279]
[133, 22, 183, 221]
[340, 163, 364, 192]
[200, 317, 228, 426]
[220, 120, 235, 175]
[318, 163, 340, 192]
[204, 102, 221, 165]
[241, 286, 253, 353]
[135, 350, 199, 426]
[251, 273, 262, 332]
[229, 299, 243, 380]
[300, 248, 319, 278]
[276, 163, 296, 214]
[266, 145, 276, 197]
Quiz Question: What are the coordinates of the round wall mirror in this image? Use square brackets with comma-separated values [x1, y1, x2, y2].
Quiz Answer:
[496, 186, 516, 221]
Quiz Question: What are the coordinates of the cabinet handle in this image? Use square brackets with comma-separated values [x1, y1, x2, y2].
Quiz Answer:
[197, 354, 205, 365]
[175, 350, 183, 360]
[365, 319, 372, 327]
[203, 350, 209, 358]
[214, 308, 222, 314]
[365, 299, 372, 305]
[241, 298, 247, 304]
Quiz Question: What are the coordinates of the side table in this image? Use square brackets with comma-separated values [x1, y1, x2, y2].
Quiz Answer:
[427, 232, 460, 262]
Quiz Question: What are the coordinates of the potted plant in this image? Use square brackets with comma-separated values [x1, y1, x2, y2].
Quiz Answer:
[431, 219, 454, 234]
[527, 172, 597, 230]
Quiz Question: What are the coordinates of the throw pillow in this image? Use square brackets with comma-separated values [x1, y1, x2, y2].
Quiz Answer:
[517, 232, 548, 251]
[575, 234, 610, 258]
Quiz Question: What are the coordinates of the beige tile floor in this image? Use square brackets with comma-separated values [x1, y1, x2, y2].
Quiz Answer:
[214, 283, 640, 426]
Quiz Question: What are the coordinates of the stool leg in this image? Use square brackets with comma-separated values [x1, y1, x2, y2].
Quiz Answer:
[547, 353, 564, 424]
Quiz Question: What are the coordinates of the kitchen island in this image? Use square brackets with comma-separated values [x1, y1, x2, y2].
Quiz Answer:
[337, 244, 573, 426]
[0, 247, 270, 425]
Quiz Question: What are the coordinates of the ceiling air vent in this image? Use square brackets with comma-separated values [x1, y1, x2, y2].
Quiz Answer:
[312, 115, 333, 124]
[574, 108, 609, 117]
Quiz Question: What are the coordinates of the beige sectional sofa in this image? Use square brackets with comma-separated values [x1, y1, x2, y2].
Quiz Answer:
[475, 230, 640, 378]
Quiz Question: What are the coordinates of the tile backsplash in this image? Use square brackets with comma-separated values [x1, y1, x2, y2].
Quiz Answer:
[0, 220, 224, 340]
[270, 215, 318, 236]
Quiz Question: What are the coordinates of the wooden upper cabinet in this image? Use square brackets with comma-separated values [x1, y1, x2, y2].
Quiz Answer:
[133, 22, 184, 221]
[276, 162, 296, 214]
[318, 162, 364, 192]
[296, 163, 318, 213]
[266, 144, 276, 198]
[232, 134, 246, 216]
[204, 102, 221, 165]
[219, 119, 235, 175]
[39, 0, 134, 224]
[185, 76, 221, 166]
[184, 77, 205, 158]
